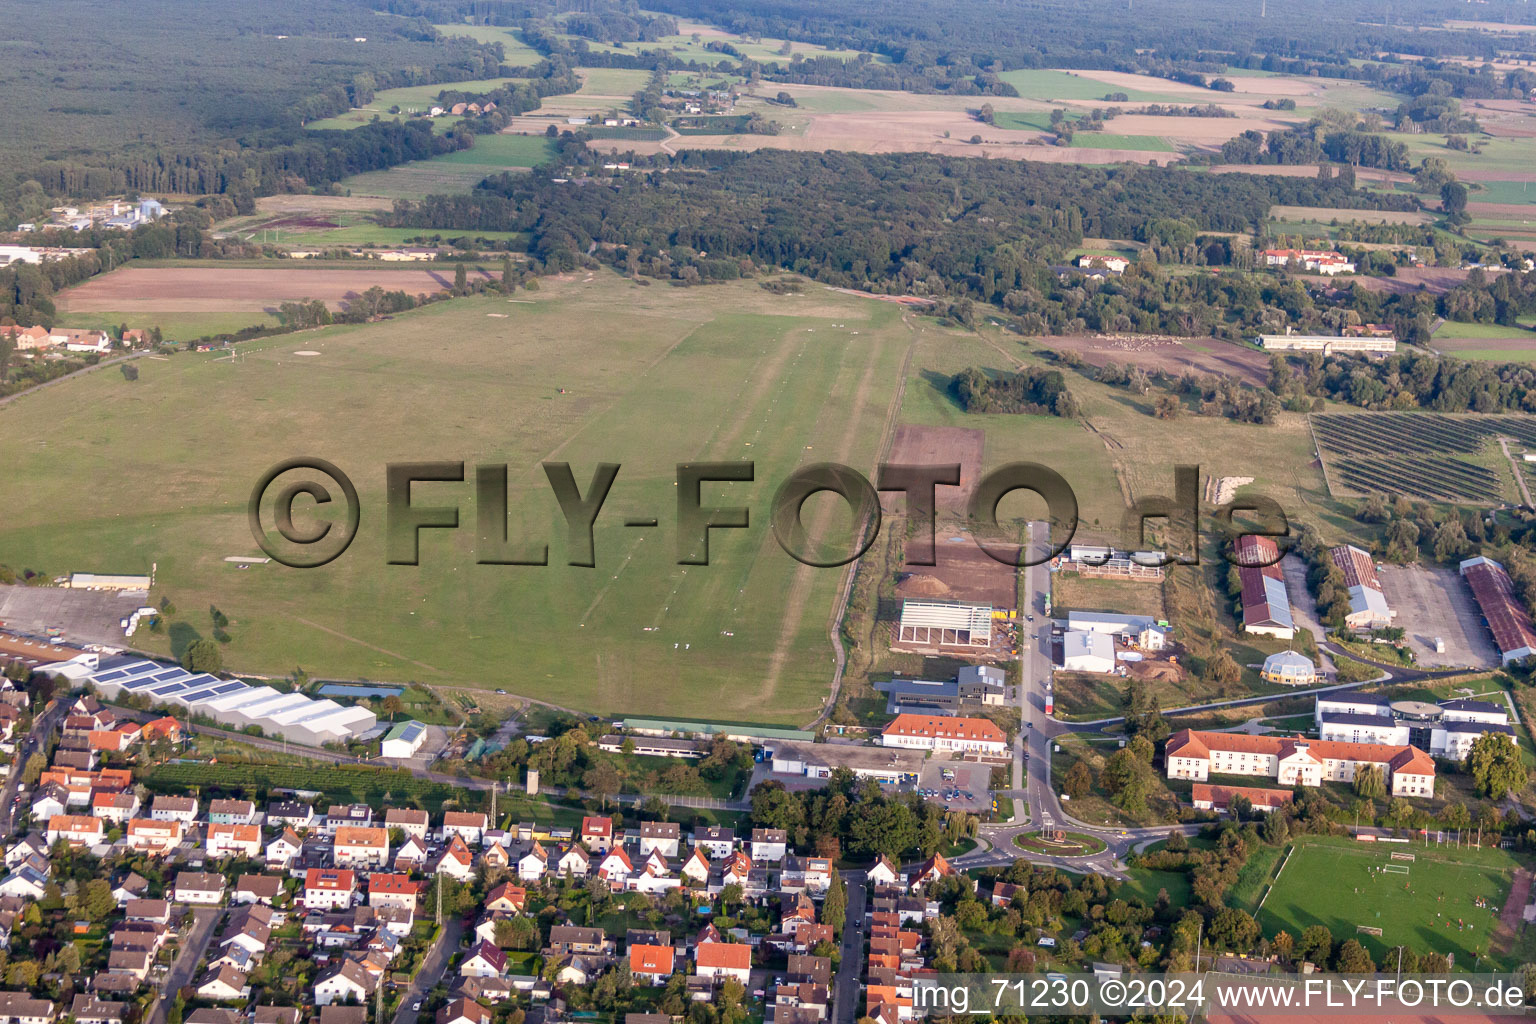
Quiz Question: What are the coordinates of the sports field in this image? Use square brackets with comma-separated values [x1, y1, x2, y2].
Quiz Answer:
[0, 279, 914, 723]
[1259, 838, 1522, 965]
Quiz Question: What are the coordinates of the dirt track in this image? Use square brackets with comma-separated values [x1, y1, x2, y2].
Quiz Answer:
[58, 266, 501, 312]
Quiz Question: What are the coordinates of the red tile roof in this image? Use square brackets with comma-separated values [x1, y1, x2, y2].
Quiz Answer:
[1190, 783, 1294, 810]
[630, 944, 675, 975]
[696, 942, 750, 970]
[881, 714, 1005, 744]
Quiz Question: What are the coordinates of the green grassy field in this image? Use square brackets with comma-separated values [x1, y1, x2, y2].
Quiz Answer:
[0, 279, 914, 723]
[1433, 320, 1536, 340]
[431, 23, 544, 64]
[1258, 837, 1526, 966]
[1469, 180, 1536, 206]
[997, 69, 1181, 104]
[340, 133, 556, 197]
[1068, 132, 1176, 152]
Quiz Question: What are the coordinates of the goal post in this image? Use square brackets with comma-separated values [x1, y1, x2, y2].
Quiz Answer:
[1356, 925, 1383, 937]
[1391, 852, 1416, 862]
[1383, 863, 1410, 875]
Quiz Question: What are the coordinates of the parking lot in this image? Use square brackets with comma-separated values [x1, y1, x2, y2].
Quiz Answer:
[0, 583, 147, 647]
[1376, 563, 1500, 669]
[917, 755, 996, 815]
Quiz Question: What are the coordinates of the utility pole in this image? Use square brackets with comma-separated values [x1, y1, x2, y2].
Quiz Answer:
[436, 873, 444, 926]
[1194, 917, 1203, 973]
[491, 782, 497, 827]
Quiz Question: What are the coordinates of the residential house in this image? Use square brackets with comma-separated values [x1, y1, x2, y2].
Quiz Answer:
[90, 791, 139, 825]
[866, 856, 900, 887]
[314, 960, 376, 1005]
[580, 816, 613, 852]
[266, 801, 317, 829]
[207, 799, 256, 825]
[384, 808, 430, 840]
[638, 821, 680, 858]
[333, 826, 389, 869]
[46, 814, 103, 847]
[233, 875, 284, 906]
[695, 942, 751, 984]
[266, 828, 302, 869]
[692, 827, 735, 858]
[681, 848, 710, 884]
[750, 828, 787, 863]
[368, 874, 423, 912]
[557, 844, 591, 878]
[325, 804, 373, 833]
[125, 819, 182, 857]
[70, 997, 124, 1024]
[516, 842, 548, 881]
[908, 853, 954, 892]
[173, 872, 226, 905]
[442, 812, 489, 847]
[125, 899, 171, 924]
[393, 836, 427, 872]
[195, 965, 250, 1002]
[150, 796, 198, 824]
[437, 999, 493, 1024]
[460, 941, 507, 978]
[629, 944, 675, 984]
[304, 869, 357, 911]
[548, 926, 612, 955]
[2, 838, 45, 871]
[432, 836, 474, 881]
[207, 823, 262, 859]
[598, 848, 633, 889]
[485, 883, 526, 914]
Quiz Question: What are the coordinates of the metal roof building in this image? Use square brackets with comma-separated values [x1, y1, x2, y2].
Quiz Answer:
[85, 658, 376, 747]
[1236, 536, 1294, 640]
[1460, 556, 1536, 665]
[897, 599, 992, 648]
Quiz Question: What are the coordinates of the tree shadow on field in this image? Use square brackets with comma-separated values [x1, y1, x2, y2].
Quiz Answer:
[168, 621, 204, 664]
[918, 369, 967, 411]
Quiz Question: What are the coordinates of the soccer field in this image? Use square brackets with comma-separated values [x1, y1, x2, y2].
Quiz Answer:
[1259, 839, 1516, 965]
[0, 278, 914, 722]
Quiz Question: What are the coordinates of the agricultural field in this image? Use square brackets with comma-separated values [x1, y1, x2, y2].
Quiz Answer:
[1270, 205, 1432, 225]
[339, 132, 557, 198]
[55, 265, 492, 313]
[54, 311, 278, 342]
[1257, 837, 1534, 968]
[1311, 412, 1536, 503]
[431, 23, 544, 64]
[0, 278, 915, 723]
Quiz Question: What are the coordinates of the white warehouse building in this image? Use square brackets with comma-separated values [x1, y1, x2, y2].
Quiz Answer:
[86, 658, 376, 747]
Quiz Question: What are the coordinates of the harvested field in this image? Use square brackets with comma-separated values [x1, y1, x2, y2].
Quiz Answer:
[57, 266, 501, 313]
[1036, 334, 1269, 385]
[254, 194, 395, 215]
[895, 530, 1018, 609]
[1102, 113, 1292, 143]
[617, 129, 1173, 163]
[1459, 169, 1536, 183]
[1466, 202, 1536, 219]
[883, 424, 985, 514]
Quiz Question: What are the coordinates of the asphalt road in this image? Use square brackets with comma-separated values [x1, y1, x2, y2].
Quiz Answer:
[146, 906, 223, 1024]
[0, 699, 64, 839]
[832, 874, 867, 1024]
[393, 916, 465, 1024]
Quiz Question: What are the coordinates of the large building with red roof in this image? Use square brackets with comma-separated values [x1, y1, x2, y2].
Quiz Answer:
[879, 714, 1007, 755]
[1460, 556, 1536, 665]
[1166, 728, 1434, 798]
[1235, 535, 1294, 640]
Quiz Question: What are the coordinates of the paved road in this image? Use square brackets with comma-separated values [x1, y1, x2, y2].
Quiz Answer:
[832, 874, 867, 1024]
[393, 916, 465, 1024]
[0, 699, 64, 839]
[147, 906, 222, 1024]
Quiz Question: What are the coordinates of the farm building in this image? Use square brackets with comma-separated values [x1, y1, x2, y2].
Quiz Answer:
[1054, 545, 1164, 580]
[896, 599, 992, 648]
[1061, 631, 1115, 674]
[1260, 650, 1316, 686]
[879, 713, 1007, 755]
[380, 720, 427, 759]
[618, 719, 813, 745]
[1328, 545, 1395, 629]
[1165, 729, 1435, 798]
[769, 741, 922, 784]
[1076, 254, 1129, 273]
[85, 657, 376, 747]
[1459, 556, 1536, 664]
[1235, 536, 1294, 640]
[1257, 332, 1395, 355]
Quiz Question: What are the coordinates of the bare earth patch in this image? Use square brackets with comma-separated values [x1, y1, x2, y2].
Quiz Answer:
[58, 266, 501, 312]
[253, 194, 394, 215]
[1301, 266, 1508, 296]
[1036, 333, 1269, 385]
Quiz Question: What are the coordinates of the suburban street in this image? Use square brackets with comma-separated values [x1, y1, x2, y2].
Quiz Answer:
[392, 915, 465, 1024]
[146, 906, 223, 1024]
[832, 873, 867, 1024]
[0, 698, 64, 839]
